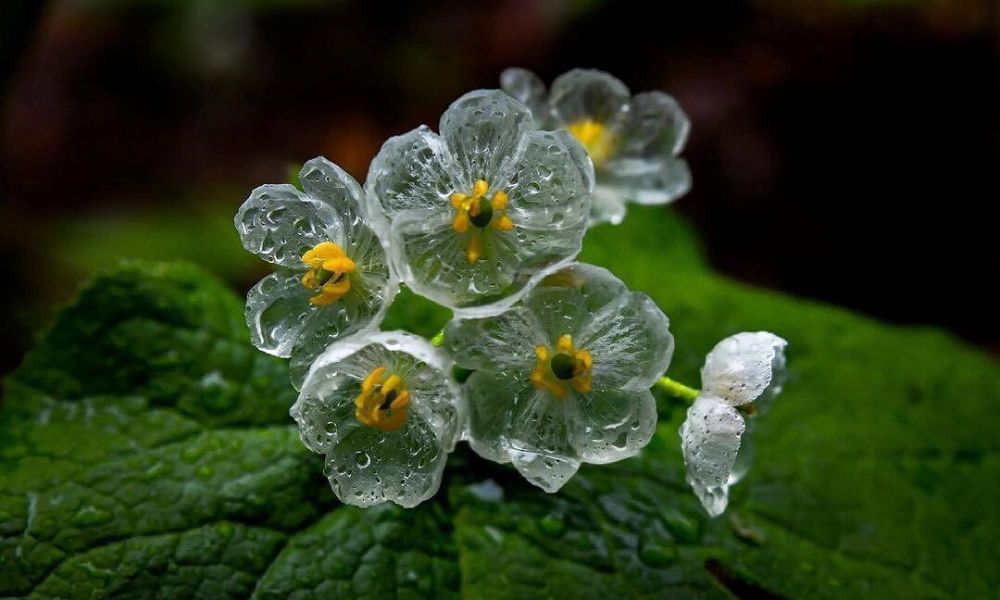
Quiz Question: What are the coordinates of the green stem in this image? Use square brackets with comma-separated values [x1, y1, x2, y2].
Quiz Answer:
[430, 330, 444, 347]
[656, 376, 700, 402]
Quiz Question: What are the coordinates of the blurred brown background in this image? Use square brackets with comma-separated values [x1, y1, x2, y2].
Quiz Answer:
[1, 0, 997, 376]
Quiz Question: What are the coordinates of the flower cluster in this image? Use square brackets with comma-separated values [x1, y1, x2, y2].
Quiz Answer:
[502, 68, 691, 225]
[234, 71, 787, 515]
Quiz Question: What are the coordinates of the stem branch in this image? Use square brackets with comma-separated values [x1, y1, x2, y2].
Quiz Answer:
[656, 376, 700, 402]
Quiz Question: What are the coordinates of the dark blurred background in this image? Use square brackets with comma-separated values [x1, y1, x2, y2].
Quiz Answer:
[1, 0, 997, 376]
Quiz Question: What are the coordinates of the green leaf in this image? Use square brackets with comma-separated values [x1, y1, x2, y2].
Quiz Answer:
[2, 208, 997, 599]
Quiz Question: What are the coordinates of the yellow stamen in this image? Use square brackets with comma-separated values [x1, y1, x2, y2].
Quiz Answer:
[466, 230, 483, 264]
[300, 241, 356, 306]
[530, 333, 594, 399]
[491, 190, 508, 210]
[566, 118, 616, 166]
[449, 179, 515, 264]
[354, 366, 411, 432]
[473, 179, 489, 198]
[494, 215, 514, 231]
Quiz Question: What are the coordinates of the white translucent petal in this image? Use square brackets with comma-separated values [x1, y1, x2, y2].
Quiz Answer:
[291, 331, 464, 507]
[463, 372, 580, 493]
[679, 395, 746, 517]
[701, 331, 789, 407]
[728, 420, 757, 485]
[614, 91, 690, 158]
[509, 448, 580, 494]
[443, 306, 545, 372]
[500, 67, 551, 127]
[439, 89, 532, 183]
[579, 290, 674, 392]
[364, 126, 462, 237]
[463, 371, 537, 463]
[505, 389, 580, 493]
[322, 414, 445, 508]
[548, 69, 630, 126]
[754, 345, 788, 416]
[600, 156, 692, 206]
[519, 285, 592, 345]
[588, 186, 628, 226]
[497, 129, 594, 228]
[299, 156, 366, 229]
[523, 262, 629, 332]
[567, 386, 657, 464]
[235, 184, 345, 267]
[245, 271, 313, 357]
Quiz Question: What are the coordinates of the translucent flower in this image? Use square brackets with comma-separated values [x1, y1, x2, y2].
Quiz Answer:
[235, 157, 397, 388]
[444, 263, 673, 492]
[365, 89, 594, 316]
[679, 332, 788, 517]
[501, 67, 691, 225]
[290, 331, 464, 507]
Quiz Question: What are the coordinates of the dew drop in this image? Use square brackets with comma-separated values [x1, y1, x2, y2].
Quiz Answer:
[355, 451, 371, 468]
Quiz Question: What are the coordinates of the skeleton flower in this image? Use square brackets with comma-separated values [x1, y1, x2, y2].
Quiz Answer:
[290, 331, 464, 507]
[501, 67, 691, 225]
[365, 89, 594, 316]
[444, 263, 673, 492]
[235, 157, 397, 388]
[680, 332, 788, 517]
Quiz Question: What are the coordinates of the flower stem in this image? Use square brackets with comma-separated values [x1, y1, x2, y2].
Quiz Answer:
[656, 376, 700, 402]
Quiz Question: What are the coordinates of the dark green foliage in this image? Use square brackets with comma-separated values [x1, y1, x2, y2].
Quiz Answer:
[1, 209, 996, 598]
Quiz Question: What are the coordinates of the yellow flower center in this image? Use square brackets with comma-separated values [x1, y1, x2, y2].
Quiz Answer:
[566, 118, 615, 167]
[450, 178, 514, 264]
[300, 241, 356, 306]
[530, 333, 593, 400]
[354, 366, 411, 431]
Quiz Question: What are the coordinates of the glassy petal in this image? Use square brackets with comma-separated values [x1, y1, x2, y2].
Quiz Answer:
[701, 331, 789, 406]
[519, 285, 592, 345]
[365, 126, 462, 236]
[568, 386, 656, 464]
[589, 186, 628, 226]
[323, 415, 445, 508]
[680, 395, 746, 517]
[615, 91, 690, 158]
[548, 69, 630, 126]
[444, 306, 545, 372]
[235, 184, 345, 267]
[506, 390, 580, 493]
[440, 90, 532, 183]
[498, 129, 594, 228]
[463, 371, 538, 464]
[244, 271, 312, 357]
[500, 67, 550, 126]
[299, 156, 366, 229]
[579, 290, 674, 392]
[600, 156, 692, 206]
